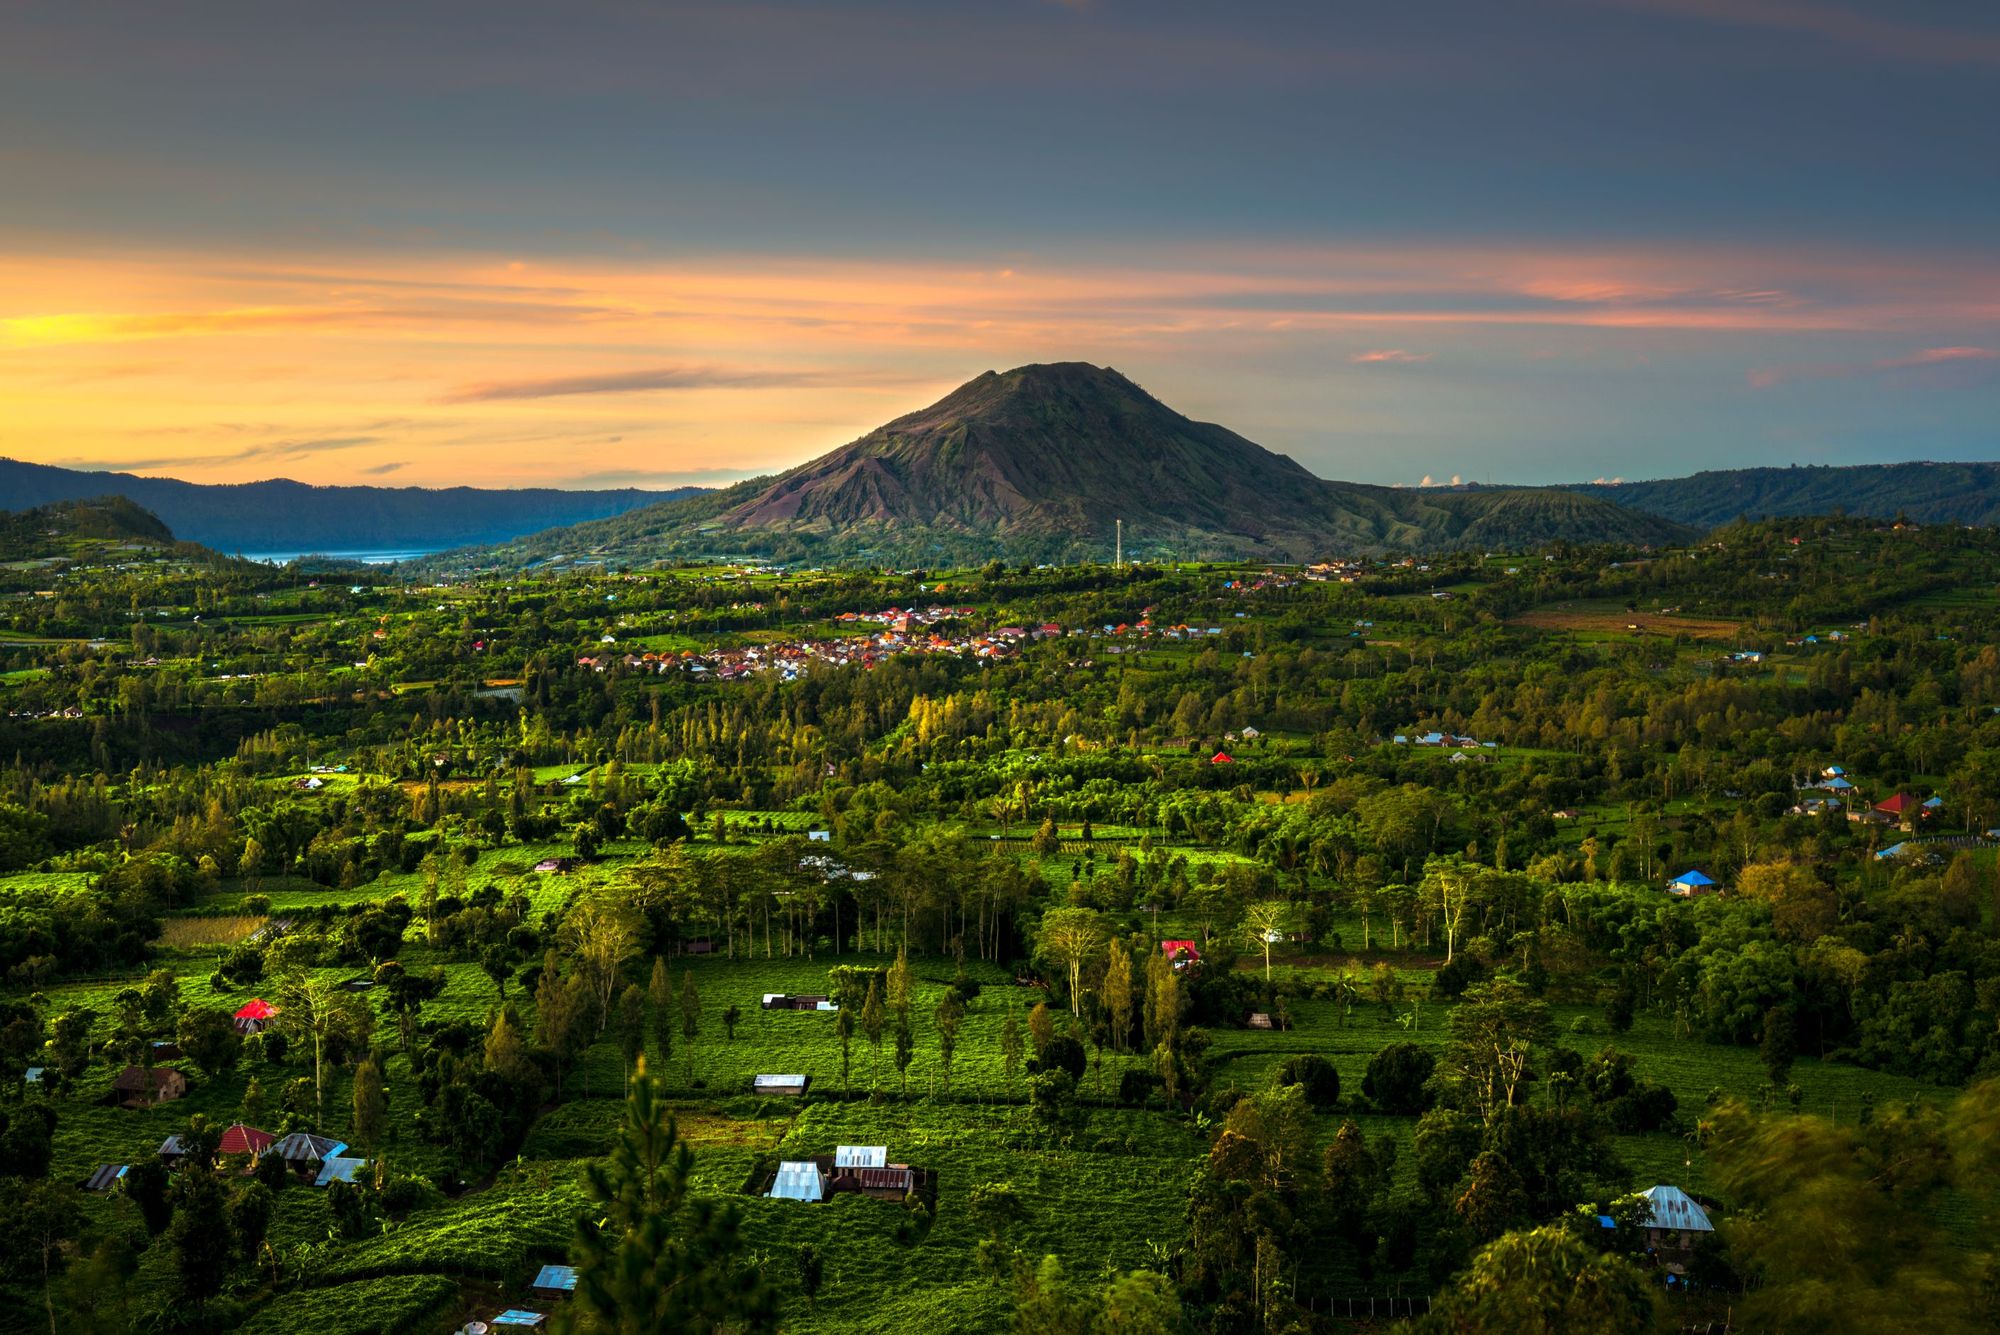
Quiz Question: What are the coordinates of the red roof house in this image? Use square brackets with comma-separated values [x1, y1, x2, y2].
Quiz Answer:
[217, 1123, 275, 1159]
[1875, 793, 1918, 818]
[1161, 940, 1200, 967]
[233, 998, 278, 1034]
[1211, 752, 1234, 765]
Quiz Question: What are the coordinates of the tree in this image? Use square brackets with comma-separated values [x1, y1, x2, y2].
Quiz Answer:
[1452, 1152, 1530, 1243]
[277, 971, 358, 1127]
[1240, 900, 1295, 983]
[678, 968, 701, 1080]
[618, 984, 646, 1083]
[227, 1181, 274, 1268]
[1037, 908, 1107, 1014]
[1364, 1042, 1436, 1115]
[935, 989, 967, 1094]
[1443, 980, 1551, 1122]
[1028, 1001, 1055, 1060]
[1419, 1224, 1655, 1334]
[1105, 942, 1134, 1054]
[1143, 951, 1179, 1050]
[481, 943, 515, 1000]
[176, 1007, 240, 1078]
[1760, 1006, 1798, 1087]
[167, 1169, 235, 1305]
[722, 1004, 741, 1041]
[835, 1005, 854, 1096]
[795, 1242, 824, 1311]
[648, 957, 673, 1071]
[566, 899, 638, 1035]
[122, 1157, 173, 1235]
[568, 1058, 775, 1333]
[0, 1180, 82, 1335]
[1739, 861, 1838, 943]
[861, 979, 885, 1093]
[1273, 1053, 1339, 1109]
[894, 1012, 915, 1096]
[1001, 1005, 1024, 1093]
[351, 1057, 388, 1150]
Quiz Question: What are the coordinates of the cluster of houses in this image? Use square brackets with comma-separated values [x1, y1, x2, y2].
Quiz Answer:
[1789, 766, 1946, 829]
[83, 1124, 366, 1198]
[1392, 730, 1498, 751]
[457, 1265, 579, 1332]
[765, 1144, 929, 1205]
[761, 992, 838, 1012]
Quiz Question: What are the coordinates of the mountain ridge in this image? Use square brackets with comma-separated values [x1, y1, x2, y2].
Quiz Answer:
[0, 458, 697, 554]
[1562, 461, 2000, 528]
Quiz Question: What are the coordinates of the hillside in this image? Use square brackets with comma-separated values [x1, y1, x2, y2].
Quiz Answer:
[0, 458, 699, 555]
[434, 363, 1688, 569]
[1567, 461, 2000, 528]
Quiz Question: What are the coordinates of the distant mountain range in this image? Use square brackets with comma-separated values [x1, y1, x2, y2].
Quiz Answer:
[429, 363, 1689, 568]
[9, 371, 1995, 568]
[1564, 462, 2000, 529]
[0, 458, 692, 555]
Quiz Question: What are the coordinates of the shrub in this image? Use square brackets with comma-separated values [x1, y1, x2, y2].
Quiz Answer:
[1273, 1054, 1340, 1109]
[1364, 1042, 1436, 1114]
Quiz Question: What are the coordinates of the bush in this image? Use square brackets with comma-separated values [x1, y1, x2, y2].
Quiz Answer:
[1364, 1042, 1436, 1114]
[1273, 1054, 1340, 1109]
[1030, 1035, 1087, 1081]
[1118, 1069, 1161, 1106]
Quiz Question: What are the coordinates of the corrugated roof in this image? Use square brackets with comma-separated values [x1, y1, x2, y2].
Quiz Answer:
[1639, 1185, 1714, 1233]
[857, 1167, 915, 1192]
[272, 1131, 345, 1162]
[532, 1264, 578, 1292]
[770, 1160, 824, 1201]
[835, 1145, 887, 1168]
[314, 1156, 369, 1187]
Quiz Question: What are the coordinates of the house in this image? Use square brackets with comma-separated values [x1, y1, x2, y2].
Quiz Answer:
[835, 1145, 887, 1169]
[232, 998, 278, 1034]
[1246, 1012, 1274, 1030]
[1922, 796, 1945, 818]
[849, 1165, 917, 1200]
[1551, 808, 1582, 820]
[1239, 726, 1261, 740]
[314, 1156, 370, 1187]
[82, 1163, 128, 1193]
[531, 1264, 579, 1301]
[1666, 870, 1717, 898]
[753, 1074, 811, 1097]
[769, 1160, 826, 1201]
[1875, 792, 1919, 822]
[270, 1131, 345, 1172]
[149, 1040, 182, 1062]
[488, 1312, 549, 1330]
[807, 829, 832, 842]
[1161, 939, 1200, 968]
[1636, 1184, 1714, 1252]
[113, 1065, 186, 1107]
[761, 993, 836, 1012]
[1210, 752, 1234, 765]
[533, 857, 578, 875]
[217, 1123, 276, 1159]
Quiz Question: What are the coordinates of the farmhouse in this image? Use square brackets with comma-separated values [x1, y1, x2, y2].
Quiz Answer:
[753, 1073, 811, 1096]
[1875, 792, 1919, 823]
[1666, 870, 1717, 898]
[531, 1264, 579, 1300]
[270, 1130, 345, 1172]
[1161, 939, 1200, 968]
[1636, 1184, 1715, 1254]
[218, 1122, 276, 1160]
[762, 993, 837, 1011]
[533, 857, 578, 874]
[113, 1065, 186, 1107]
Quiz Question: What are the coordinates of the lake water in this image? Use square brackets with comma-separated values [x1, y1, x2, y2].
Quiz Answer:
[240, 549, 435, 565]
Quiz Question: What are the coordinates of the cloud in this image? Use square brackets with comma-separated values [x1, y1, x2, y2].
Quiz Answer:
[443, 365, 842, 403]
[1350, 349, 1430, 364]
[556, 467, 751, 488]
[55, 434, 381, 473]
[359, 461, 406, 475]
[1749, 345, 2000, 388]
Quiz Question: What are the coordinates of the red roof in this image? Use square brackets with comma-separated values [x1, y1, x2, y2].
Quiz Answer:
[1211, 752, 1234, 764]
[217, 1123, 275, 1157]
[234, 999, 277, 1020]
[1875, 793, 1917, 815]
[1161, 939, 1199, 959]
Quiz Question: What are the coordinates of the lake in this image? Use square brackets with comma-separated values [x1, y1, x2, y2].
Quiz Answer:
[239, 549, 435, 565]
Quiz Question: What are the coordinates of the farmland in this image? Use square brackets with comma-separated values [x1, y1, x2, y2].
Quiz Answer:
[1, 506, 1999, 1332]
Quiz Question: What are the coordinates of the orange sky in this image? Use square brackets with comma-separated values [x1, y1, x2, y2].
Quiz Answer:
[4, 242, 1997, 488]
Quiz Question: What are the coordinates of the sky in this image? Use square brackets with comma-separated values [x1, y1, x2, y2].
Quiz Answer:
[2, 0, 1997, 491]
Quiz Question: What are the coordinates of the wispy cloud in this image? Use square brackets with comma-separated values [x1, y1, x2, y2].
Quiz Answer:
[444, 365, 840, 403]
[1350, 349, 1430, 364]
[358, 461, 407, 475]
[55, 434, 382, 473]
[1749, 345, 2000, 388]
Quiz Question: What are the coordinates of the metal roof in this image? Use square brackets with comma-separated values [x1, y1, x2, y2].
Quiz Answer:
[314, 1156, 369, 1187]
[769, 1160, 824, 1202]
[532, 1264, 578, 1292]
[835, 1145, 886, 1168]
[1639, 1185, 1714, 1233]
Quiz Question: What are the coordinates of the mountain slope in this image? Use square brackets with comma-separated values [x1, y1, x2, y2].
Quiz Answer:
[433, 363, 1688, 568]
[1567, 462, 2000, 528]
[0, 458, 699, 554]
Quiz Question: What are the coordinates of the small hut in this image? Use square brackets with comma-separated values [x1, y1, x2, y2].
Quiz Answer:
[1637, 1184, 1714, 1252]
[271, 1131, 345, 1173]
[531, 1265, 579, 1301]
[233, 998, 278, 1035]
[314, 1156, 369, 1188]
[113, 1065, 186, 1107]
[753, 1073, 810, 1097]
[82, 1164, 128, 1193]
